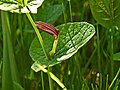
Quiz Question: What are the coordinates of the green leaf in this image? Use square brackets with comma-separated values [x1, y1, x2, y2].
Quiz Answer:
[29, 22, 95, 71]
[1, 12, 19, 90]
[113, 52, 120, 61]
[35, 4, 64, 23]
[0, 0, 44, 13]
[13, 82, 25, 90]
[90, 0, 120, 29]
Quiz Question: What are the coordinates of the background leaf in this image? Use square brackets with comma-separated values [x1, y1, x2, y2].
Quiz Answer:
[90, 0, 120, 29]
[35, 4, 64, 23]
[1, 12, 19, 90]
[113, 52, 120, 61]
[29, 22, 95, 70]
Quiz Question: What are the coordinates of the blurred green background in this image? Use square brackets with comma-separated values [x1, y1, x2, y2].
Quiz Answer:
[0, 0, 120, 90]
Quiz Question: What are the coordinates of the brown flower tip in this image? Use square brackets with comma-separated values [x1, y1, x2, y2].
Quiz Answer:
[35, 21, 60, 39]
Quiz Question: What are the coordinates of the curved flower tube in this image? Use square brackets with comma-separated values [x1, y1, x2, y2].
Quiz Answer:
[35, 21, 60, 39]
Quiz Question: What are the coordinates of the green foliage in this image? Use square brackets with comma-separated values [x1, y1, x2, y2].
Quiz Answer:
[1, 12, 19, 90]
[13, 82, 25, 90]
[113, 52, 120, 61]
[35, 4, 64, 23]
[0, 0, 120, 90]
[90, 0, 120, 29]
[29, 22, 95, 70]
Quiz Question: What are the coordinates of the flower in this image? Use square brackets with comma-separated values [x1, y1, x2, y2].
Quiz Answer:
[35, 21, 59, 39]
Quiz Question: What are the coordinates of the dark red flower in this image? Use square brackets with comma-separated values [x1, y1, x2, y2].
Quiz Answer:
[35, 21, 59, 39]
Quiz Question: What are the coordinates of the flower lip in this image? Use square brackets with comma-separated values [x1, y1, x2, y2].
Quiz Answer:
[35, 21, 59, 39]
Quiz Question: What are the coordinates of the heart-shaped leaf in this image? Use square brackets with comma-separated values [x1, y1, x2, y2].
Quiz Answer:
[0, 0, 44, 13]
[90, 0, 120, 29]
[29, 22, 95, 71]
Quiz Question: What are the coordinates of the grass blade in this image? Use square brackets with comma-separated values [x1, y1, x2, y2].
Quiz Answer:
[1, 11, 19, 90]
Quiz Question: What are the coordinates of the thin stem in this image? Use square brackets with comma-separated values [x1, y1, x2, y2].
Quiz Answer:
[24, 0, 27, 6]
[35, 64, 67, 90]
[68, 0, 73, 22]
[62, 3, 67, 23]
[26, 13, 50, 60]
[96, 25, 102, 90]
[26, 13, 55, 90]
[29, 70, 34, 80]
[109, 28, 114, 81]
[97, 25, 101, 73]
[82, 48, 96, 74]
[106, 75, 108, 90]
[109, 68, 120, 90]
[48, 67, 53, 90]
[18, 14, 24, 47]
[74, 54, 81, 83]
[41, 72, 44, 90]
[91, 83, 94, 90]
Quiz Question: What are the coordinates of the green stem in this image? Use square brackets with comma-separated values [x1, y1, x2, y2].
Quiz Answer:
[106, 75, 108, 90]
[109, 68, 120, 90]
[29, 70, 34, 80]
[62, 3, 67, 23]
[68, 0, 73, 22]
[109, 28, 114, 81]
[91, 83, 94, 90]
[48, 67, 53, 90]
[36, 64, 67, 90]
[24, 0, 27, 6]
[41, 72, 45, 90]
[97, 25, 101, 73]
[82, 48, 96, 74]
[18, 14, 24, 47]
[96, 25, 102, 90]
[26, 13, 49, 59]
[26, 13, 54, 90]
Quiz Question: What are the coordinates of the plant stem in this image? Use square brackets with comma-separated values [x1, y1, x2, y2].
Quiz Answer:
[68, 0, 73, 22]
[109, 28, 114, 81]
[82, 48, 96, 74]
[35, 63, 67, 90]
[18, 14, 24, 47]
[96, 25, 102, 90]
[26, 13, 55, 90]
[48, 67, 53, 90]
[97, 25, 101, 73]
[109, 68, 120, 90]
[106, 75, 108, 90]
[41, 72, 45, 90]
[91, 83, 94, 90]
[62, 3, 67, 23]
[26, 13, 49, 59]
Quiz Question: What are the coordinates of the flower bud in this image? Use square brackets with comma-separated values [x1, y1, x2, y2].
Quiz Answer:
[35, 21, 59, 39]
